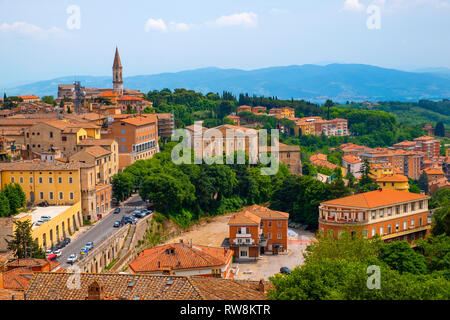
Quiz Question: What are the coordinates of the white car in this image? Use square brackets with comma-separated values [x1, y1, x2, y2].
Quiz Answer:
[67, 254, 78, 264]
[45, 249, 53, 255]
[53, 249, 62, 257]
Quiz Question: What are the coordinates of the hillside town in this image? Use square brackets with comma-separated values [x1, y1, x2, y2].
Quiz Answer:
[0, 47, 449, 303]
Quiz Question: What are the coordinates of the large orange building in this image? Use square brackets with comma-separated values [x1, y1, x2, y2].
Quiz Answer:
[318, 189, 430, 243]
[226, 205, 289, 261]
[102, 114, 159, 170]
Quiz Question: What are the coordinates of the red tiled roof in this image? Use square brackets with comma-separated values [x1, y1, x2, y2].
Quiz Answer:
[129, 242, 232, 273]
[24, 272, 269, 300]
[1, 267, 34, 291]
[321, 189, 428, 208]
[376, 174, 409, 182]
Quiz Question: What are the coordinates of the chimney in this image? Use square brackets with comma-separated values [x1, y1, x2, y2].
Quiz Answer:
[257, 279, 265, 293]
[379, 188, 383, 192]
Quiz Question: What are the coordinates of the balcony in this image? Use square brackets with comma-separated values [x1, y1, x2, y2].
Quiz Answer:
[236, 233, 252, 238]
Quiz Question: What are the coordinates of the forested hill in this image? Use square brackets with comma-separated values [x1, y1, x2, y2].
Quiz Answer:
[5, 64, 450, 102]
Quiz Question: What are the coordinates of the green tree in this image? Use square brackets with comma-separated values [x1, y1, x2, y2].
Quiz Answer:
[2, 183, 26, 215]
[415, 234, 450, 275]
[41, 95, 56, 106]
[111, 172, 134, 202]
[0, 191, 11, 217]
[356, 159, 378, 193]
[6, 220, 45, 259]
[435, 121, 445, 137]
[418, 172, 429, 194]
[431, 204, 450, 236]
[378, 241, 427, 274]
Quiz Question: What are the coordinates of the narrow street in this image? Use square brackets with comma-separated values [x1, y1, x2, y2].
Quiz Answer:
[58, 194, 145, 268]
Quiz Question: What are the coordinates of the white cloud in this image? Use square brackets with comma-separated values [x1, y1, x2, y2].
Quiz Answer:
[342, 0, 365, 11]
[0, 22, 63, 38]
[214, 12, 258, 28]
[144, 12, 259, 33]
[168, 22, 191, 32]
[144, 18, 168, 32]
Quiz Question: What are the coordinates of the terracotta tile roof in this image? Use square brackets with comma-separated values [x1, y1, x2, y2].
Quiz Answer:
[118, 96, 143, 101]
[0, 288, 24, 300]
[1, 267, 34, 291]
[229, 205, 288, 225]
[310, 153, 328, 162]
[244, 204, 289, 219]
[24, 272, 269, 300]
[77, 138, 115, 146]
[423, 168, 444, 175]
[229, 211, 261, 225]
[18, 95, 40, 99]
[6, 258, 48, 269]
[190, 277, 271, 300]
[129, 242, 232, 273]
[120, 115, 157, 126]
[414, 136, 437, 142]
[0, 160, 86, 171]
[99, 91, 120, 98]
[321, 189, 428, 208]
[83, 146, 111, 158]
[376, 174, 409, 182]
[342, 155, 361, 164]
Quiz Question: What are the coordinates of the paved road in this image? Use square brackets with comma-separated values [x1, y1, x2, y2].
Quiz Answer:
[58, 194, 146, 268]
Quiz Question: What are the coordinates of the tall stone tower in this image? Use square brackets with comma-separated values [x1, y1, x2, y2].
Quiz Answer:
[112, 47, 123, 94]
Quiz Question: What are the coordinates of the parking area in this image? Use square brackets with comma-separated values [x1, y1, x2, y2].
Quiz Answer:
[232, 228, 315, 281]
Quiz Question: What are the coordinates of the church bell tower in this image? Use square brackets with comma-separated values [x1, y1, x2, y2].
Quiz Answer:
[112, 47, 123, 94]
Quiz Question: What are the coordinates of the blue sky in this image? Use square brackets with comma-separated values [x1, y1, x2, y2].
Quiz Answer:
[1, 0, 450, 87]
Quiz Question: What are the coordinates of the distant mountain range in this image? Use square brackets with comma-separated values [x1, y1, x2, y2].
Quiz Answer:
[4, 64, 450, 103]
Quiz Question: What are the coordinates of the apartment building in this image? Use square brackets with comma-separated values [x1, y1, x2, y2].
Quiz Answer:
[315, 118, 349, 136]
[23, 120, 101, 159]
[319, 189, 430, 243]
[102, 114, 159, 170]
[259, 142, 302, 175]
[376, 174, 410, 191]
[0, 160, 111, 221]
[342, 155, 363, 178]
[76, 138, 119, 175]
[18, 95, 40, 103]
[237, 105, 252, 113]
[268, 107, 295, 119]
[226, 205, 289, 261]
[413, 136, 441, 159]
[155, 113, 175, 141]
[69, 146, 116, 185]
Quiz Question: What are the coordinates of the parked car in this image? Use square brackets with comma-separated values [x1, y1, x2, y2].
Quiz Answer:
[114, 207, 121, 214]
[280, 267, 291, 275]
[36, 219, 45, 226]
[122, 216, 133, 224]
[132, 217, 138, 224]
[113, 221, 121, 228]
[57, 241, 66, 249]
[41, 215, 51, 221]
[132, 210, 142, 217]
[46, 253, 57, 261]
[53, 249, 62, 257]
[67, 254, 77, 264]
[45, 249, 53, 255]
[64, 238, 71, 245]
[85, 242, 94, 250]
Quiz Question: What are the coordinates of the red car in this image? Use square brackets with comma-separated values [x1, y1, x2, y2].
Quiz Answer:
[46, 253, 57, 261]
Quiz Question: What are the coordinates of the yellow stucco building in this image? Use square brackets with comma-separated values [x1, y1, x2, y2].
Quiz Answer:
[376, 174, 410, 192]
[0, 162, 83, 205]
[14, 202, 82, 249]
